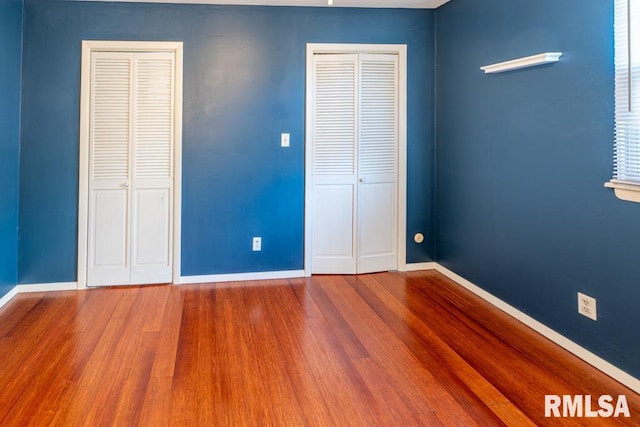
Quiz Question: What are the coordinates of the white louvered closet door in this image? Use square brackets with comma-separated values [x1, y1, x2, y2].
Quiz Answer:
[311, 53, 398, 274]
[88, 51, 174, 286]
[357, 54, 398, 274]
[311, 54, 358, 274]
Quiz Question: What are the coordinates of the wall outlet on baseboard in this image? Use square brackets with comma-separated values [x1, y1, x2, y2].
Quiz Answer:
[577, 292, 597, 321]
[252, 237, 262, 251]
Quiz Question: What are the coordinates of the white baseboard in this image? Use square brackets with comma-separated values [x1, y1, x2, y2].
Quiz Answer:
[179, 269, 306, 285]
[405, 262, 438, 271]
[0, 287, 18, 309]
[15, 282, 78, 293]
[434, 264, 640, 394]
[0, 282, 78, 310]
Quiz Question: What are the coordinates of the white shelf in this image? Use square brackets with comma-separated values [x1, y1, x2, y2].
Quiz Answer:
[480, 52, 562, 74]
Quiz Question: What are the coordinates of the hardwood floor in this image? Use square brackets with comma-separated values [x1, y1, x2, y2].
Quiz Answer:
[0, 270, 638, 426]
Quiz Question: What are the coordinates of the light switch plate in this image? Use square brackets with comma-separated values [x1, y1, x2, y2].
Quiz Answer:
[281, 133, 290, 148]
[252, 237, 262, 251]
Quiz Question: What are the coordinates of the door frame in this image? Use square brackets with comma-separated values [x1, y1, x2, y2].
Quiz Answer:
[304, 43, 407, 276]
[77, 40, 183, 289]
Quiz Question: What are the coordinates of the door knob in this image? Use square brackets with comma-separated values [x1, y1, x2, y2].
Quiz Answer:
[123, 182, 130, 188]
[359, 177, 365, 183]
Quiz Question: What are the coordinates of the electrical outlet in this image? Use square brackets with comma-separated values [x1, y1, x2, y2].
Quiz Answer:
[577, 292, 597, 321]
[252, 237, 262, 251]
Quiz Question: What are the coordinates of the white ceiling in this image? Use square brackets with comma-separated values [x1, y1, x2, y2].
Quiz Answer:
[78, 0, 450, 9]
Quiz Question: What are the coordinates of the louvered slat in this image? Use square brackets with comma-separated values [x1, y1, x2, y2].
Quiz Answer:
[313, 58, 356, 176]
[91, 57, 131, 180]
[360, 58, 398, 176]
[135, 57, 173, 179]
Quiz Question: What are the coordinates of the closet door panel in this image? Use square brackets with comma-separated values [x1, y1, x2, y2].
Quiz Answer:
[311, 54, 358, 274]
[357, 54, 398, 274]
[130, 52, 174, 284]
[87, 52, 133, 286]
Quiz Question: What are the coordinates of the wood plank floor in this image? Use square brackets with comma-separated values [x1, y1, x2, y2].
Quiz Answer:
[0, 270, 638, 426]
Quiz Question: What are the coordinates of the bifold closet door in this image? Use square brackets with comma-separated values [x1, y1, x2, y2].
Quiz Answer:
[87, 51, 175, 286]
[357, 53, 399, 274]
[310, 53, 398, 274]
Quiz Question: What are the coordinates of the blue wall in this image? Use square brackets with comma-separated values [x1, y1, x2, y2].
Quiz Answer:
[18, 0, 435, 283]
[9, 0, 640, 385]
[436, 0, 640, 377]
[0, 0, 23, 297]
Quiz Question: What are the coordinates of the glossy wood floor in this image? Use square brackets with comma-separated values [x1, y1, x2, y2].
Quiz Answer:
[0, 271, 638, 426]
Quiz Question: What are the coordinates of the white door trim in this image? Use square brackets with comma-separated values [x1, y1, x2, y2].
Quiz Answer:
[77, 40, 183, 289]
[304, 43, 407, 276]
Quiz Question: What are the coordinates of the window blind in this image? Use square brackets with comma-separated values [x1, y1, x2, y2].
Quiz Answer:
[613, 0, 640, 183]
